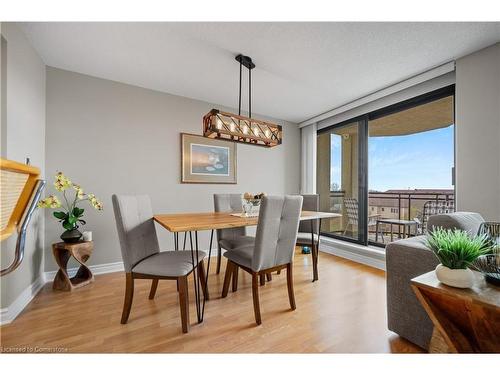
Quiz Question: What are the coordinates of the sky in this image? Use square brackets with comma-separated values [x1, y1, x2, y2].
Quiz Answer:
[330, 125, 454, 192]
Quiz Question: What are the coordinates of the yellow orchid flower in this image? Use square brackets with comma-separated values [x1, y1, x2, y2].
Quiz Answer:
[73, 184, 84, 199]
[54, 172, 72, 191]
[37, 198, 49, 208]
[38, 195, 61, 208]
[48, 195, 62, 208]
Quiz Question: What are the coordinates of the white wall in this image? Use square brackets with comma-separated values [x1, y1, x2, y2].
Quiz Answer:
[456, 43, 500, 220]
[0, 23, 46, 309]
[45, 67, 300, 272]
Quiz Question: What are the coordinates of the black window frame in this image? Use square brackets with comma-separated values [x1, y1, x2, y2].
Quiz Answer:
[317, 84, 456, 247]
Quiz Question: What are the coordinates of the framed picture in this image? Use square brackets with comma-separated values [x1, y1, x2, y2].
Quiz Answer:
[181, 133, 237, 184]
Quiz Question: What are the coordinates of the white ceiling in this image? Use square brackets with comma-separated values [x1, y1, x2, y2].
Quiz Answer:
[20, 22, 500, 123]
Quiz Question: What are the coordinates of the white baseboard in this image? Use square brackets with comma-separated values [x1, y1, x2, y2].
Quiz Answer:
[319, 237, 386, 271]
[0, 274, 46, 325]
[43, 248, 222, 280]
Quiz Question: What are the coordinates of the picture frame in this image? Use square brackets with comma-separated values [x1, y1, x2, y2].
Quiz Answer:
[181, 133, 237, 184]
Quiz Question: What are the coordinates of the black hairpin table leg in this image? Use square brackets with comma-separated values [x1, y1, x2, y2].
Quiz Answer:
[201, 230, 213, 319]
[310, 218, 322, 282]
[187, 229, 213, 323]
[173, 232, 178, 251]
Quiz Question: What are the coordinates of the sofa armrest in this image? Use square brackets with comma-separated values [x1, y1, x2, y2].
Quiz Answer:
[386, 236, 439, 349]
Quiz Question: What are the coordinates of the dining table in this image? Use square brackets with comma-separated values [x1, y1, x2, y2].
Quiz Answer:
[153, 210, 340, 324]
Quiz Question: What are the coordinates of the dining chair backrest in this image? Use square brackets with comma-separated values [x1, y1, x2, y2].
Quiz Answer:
[213, 193, 246, 241]
[112, 194, 160, 272]
[298, 194, 319, 233]
[252, 195, 303, 272]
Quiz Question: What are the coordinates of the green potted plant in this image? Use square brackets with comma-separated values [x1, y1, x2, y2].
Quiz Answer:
[426, 228, 491, 288]
[38, 172, 103, 243]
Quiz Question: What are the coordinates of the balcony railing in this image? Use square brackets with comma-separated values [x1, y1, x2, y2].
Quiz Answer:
[326, 190, 455, 244]
[367, 191, 454, 221]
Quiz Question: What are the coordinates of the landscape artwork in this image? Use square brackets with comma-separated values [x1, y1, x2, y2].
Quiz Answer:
[190, 143, 230, 176]
[181, 133, 237, 184]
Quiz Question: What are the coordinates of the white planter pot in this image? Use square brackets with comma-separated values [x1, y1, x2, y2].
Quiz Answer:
[435, 264, 474, 288]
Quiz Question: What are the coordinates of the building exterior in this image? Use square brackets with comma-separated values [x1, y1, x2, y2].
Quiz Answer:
[368, 189, 454, 221]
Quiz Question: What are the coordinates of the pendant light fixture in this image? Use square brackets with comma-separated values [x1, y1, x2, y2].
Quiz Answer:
[203, 54, 282, 147]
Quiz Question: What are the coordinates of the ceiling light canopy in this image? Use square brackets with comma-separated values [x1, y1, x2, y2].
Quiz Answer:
[203, 54, 282, 147]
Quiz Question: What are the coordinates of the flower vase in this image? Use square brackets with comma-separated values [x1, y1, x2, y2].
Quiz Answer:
[243, 202, 253, 217]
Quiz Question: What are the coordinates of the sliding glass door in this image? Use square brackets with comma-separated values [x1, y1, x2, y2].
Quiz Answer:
[367, 92, 455, 245]
[316, 85, 455, 247]
[317, 118, 367, 244]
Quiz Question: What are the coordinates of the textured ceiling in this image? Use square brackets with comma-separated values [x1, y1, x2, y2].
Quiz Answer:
[20, 22, 500, 123]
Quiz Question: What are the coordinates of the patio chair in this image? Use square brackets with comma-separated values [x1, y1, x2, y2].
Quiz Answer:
[343, 197, 380, 236]
[478, 221, 500, 246]
[418, 200, 455, 234]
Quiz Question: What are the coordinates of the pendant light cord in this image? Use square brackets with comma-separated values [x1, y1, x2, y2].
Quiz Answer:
[249, 67, 251, 118]
[238, 61, 242, 116]
[236, 55, 253, 119]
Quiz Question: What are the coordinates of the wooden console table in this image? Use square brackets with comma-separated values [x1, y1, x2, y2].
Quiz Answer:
[412, 270, 500, 353]
[52, 241, 94, 291]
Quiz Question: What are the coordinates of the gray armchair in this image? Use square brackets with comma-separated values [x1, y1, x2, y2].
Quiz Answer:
[221, 195, 303, 325]
[386, 211, 484, 349]
[112, 194, 207, 333]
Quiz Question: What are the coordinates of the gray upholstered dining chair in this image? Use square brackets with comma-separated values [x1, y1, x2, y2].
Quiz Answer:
[221, 195, 303, 325]
[296, 194, 320, 248]
[213, 194, 255, 275]
[112, 194, 207, 333]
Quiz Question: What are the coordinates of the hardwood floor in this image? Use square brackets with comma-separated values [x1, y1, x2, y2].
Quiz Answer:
[0, 250, 424, 353]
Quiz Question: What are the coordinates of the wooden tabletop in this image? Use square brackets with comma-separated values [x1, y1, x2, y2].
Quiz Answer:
[154, 210, 340, 233]
[412, 270, 500, 308]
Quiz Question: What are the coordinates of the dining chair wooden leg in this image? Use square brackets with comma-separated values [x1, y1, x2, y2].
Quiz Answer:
[259, 273, 265, 286]
[216, 245, 222, 274]
[121, 273, 134, 324]
[198, 261, 209, 301]
[221, 260, 234, 298]
[178, 275, 189, 333]
[232, 265, 239, 292]
[252, 273, 262, 325]
[266, 273, 272, 282]
[286, 263, 296, 310]
[149, 279, 159, 300]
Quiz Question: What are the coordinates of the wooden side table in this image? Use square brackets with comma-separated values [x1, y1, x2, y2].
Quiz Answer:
[412, 270, 500, 353]
[52, 241, 94, 291]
